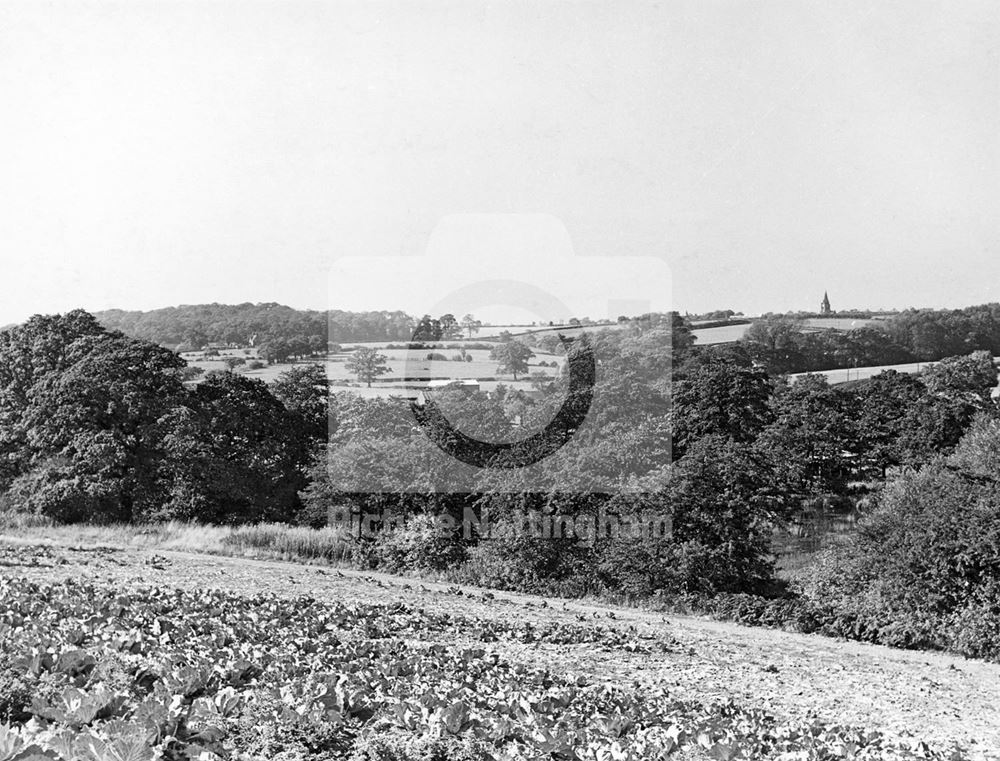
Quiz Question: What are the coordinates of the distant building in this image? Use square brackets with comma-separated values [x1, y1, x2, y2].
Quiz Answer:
[820, 291, 832, 315]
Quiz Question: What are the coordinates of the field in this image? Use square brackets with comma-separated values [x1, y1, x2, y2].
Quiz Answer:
[790, 357, 1000, 396]
[1, 532, 998, 761]
[180, 345, 565, 398]
[690, 318, 881, 347]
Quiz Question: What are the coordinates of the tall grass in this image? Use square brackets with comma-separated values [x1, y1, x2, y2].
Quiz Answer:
[0, 515, 354, 565]
[220, 524, 354, 563]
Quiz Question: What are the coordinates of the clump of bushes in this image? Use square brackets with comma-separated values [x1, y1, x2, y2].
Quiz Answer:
[793, 416, 1000, 659]
[370, 513, 468, 573]
[457, 524, 595, 597]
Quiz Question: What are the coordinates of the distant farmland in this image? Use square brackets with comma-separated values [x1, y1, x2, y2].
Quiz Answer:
[692, 316, 882, 346]
[181, 345, 565, 398]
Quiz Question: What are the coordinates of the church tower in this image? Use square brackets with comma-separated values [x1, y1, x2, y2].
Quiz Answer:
[820, 291, 831, 315]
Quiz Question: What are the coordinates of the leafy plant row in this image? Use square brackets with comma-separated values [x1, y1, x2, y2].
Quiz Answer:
[0, 578, 966, 761]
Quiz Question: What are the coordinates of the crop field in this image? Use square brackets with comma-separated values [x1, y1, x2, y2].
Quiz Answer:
[1, 539, 998, 761]
[179, 347, 564, 397]
[690, 324, 753, 345]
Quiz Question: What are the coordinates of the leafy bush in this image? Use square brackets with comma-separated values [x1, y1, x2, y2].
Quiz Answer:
[458, 523, 596, 596]
[794, 416, 1000, 657]
[595, 538, 773, 598]
[372, 514, 467, 573]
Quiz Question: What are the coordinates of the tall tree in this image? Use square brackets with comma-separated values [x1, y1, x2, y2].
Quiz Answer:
[11, 331, 186, 522]
[271, 363, 329, 446]
[159, 372, 310, 523]
[671, 360, 774, 458]
[345, 347, 391, 387]
[438, 314, 462, 340]
[489, 340, 534, 380]
[461, 313, 482, 339]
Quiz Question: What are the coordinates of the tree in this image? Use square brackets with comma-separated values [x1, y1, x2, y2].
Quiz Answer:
[224, 357, 246, 370]
[438, 314, 462, 340]
[489, 340, 534, 380]
[271, 364, 328, 446]
[12, 331, 186, 522]
[411, 315, 441, 342]
[756, 374, 858, 494]
[0, 311, 122, 488]
[922, 351, 998, 400]
[345, 347, 391, 387]
[671, 360, 774, 458]
[851, 370, 926, 478]
[739, 318, 805, 374]
[461, 314, 482, 339]
[159, 372, 310, 523]
[536, 334, 563, 355]
[259, 338, 291, 364]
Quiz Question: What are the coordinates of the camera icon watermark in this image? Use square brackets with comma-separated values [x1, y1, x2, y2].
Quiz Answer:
[326, 213, 673, 495]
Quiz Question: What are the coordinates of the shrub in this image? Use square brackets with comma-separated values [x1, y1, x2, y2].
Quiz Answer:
[458, 522, 596, 596]
[179, 366, 204, 381]
[795, 417, 1000, 656]
[945, 581, 1000, 660]
[248, 360, 265, 370]
[372, 513, 467, 573]
[595, 538, 772, 598]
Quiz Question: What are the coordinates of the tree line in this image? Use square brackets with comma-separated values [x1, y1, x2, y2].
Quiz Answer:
[3, 308, 998, 638]
[95, 303, 416, 350]
[738, 303, 1000, 374]
[0, 311, 326, 524]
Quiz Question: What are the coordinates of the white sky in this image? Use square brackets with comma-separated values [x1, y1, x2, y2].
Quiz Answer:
[1, 0, 998, 325]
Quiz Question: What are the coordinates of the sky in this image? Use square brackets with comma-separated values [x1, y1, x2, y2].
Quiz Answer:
[1, 0, 997, 325]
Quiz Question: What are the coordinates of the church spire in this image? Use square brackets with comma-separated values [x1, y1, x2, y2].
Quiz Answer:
[820, 291, 831, 315]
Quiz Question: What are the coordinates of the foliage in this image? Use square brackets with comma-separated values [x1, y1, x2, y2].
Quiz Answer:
[344, 348, 392, 388]
[488, 340, 534, 380]
[670, 360, 774, 456]
[795, 416, 1000, 657]
[158, 372, 311, 523]
[0, 577, 965, 760]
[459, 523, 595, 596]
[371, 513, 468, 572]
[756, 375, 858, 495]
[270, 364, 329, 447]
[96, 303, 416, 347]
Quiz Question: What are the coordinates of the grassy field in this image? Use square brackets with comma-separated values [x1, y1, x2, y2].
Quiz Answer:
[179, 345, 565, 397]
[790, 356, 1000, 394]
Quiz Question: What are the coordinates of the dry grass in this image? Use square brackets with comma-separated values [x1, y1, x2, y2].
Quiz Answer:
[220, 523, 354, 562]
[0, 515, 354, 565]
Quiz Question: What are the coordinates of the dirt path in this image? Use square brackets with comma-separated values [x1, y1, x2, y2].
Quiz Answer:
[3, 537, 999, 759]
